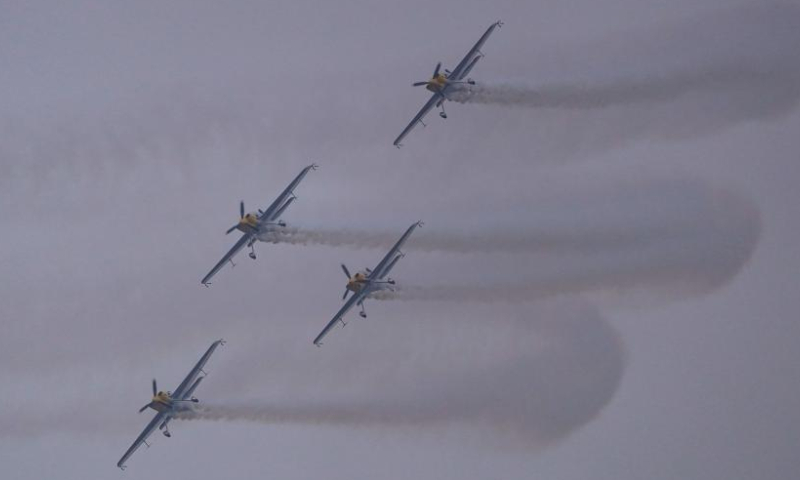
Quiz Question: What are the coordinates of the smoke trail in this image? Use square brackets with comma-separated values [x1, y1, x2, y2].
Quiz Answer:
[263, 226, 646, 254]
[264, 185, 759, 306]
[177, 300, 626, 448]
[449, 66, 800, 111]
[355, 188, 758, 306]
[263, 186, 756, 257]
[0, 300, 626, 452]
[370, 285, 570, 303]
[444, 4, 800, 152]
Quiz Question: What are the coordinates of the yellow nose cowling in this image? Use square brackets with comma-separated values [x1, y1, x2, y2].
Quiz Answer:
[242, 214, 259, 228]
[154, 392, 171, 404]
[347, 274, 367, 292]
[426, 74, 448, 92]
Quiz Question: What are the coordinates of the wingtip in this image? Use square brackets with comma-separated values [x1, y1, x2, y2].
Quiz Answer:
[309, 163, 319, 170]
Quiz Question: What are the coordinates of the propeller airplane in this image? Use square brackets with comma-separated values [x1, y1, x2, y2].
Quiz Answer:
[117, 340, 225, 470]
[313, 221, 422, 346]
[393, 21, 502, 147]
[201, 164, 317, 285]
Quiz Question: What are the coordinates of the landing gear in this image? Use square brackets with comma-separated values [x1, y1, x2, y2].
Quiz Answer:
[359, 301, 367, 318]
[249, 244, 257, 260]
[439, 104, 447, 119]
[163, 429, 171, 438]
[359, 311, 367, 318]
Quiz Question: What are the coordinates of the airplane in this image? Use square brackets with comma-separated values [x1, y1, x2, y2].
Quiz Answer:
[313, 221, 422, 346]
[201, 164, 317, 285]
[393, 21, 503, 147]
[117, 339, 225, 470]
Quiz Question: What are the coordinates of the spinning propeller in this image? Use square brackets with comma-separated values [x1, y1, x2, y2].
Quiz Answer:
[226, 201, 245, 234]
[341, 264, 351, 300]
[138, 379, 159, 413]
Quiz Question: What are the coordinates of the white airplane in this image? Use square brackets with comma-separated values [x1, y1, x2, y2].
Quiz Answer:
[313, 221, 422, 346]
[393, 21, 502, 147]
[201, 164, 317, 285]
[117, 340, 224, 470]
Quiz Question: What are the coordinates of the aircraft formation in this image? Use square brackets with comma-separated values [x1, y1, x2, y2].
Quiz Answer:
[118, 21, 502, 469]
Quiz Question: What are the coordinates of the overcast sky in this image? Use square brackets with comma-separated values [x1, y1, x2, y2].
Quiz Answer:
[2, 1, 799, 479]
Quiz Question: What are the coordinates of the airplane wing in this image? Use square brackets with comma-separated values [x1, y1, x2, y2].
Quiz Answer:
[171, 340, 224, 400]
[259, 164, 317, 224]
[448, 21, 502, 81]
[393, 93, 442, 147]
[117, 411, 168, 469]
[201, 233, 254, 285]
[313, 291, 366, 346]
[370, 221, 422, 280]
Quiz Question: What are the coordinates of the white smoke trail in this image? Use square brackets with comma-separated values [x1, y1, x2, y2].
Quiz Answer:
[175, 300, 626, 448]
[263, 226, 643, 254]
[330, 185, 758, 306]
[444, 5, 800, 151]
[0, 300, 626, 450]
[177, 403, 417, 428]
[263, 204, 747, 257]
[370, 285, 573, 304]
[264, 185, 760, 306]
[370, 275, 707, 307]
[449, 67, 799, 110]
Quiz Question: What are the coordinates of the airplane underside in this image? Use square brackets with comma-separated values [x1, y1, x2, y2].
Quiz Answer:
[358, 282, 398, 318]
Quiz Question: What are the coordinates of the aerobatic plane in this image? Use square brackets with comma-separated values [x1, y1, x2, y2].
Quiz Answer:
[201, 164, 317, 285]
[313, 221, 422, 346]
[393, 21, 502, 147]
[117, 340, 224, 470]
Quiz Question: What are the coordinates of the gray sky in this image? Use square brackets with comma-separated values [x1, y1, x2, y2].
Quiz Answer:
[2, 1, 799, 479]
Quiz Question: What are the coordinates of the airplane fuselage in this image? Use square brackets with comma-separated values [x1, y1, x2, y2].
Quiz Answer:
[235, 213, 260, 234]
[426, 74, 449, 93]
[149, 392, 174, 413]
[346, 272, 395, 295]
[147, 391, 196, 414]
[346, 272, 369, 293]
[234, 213, 287, 241]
